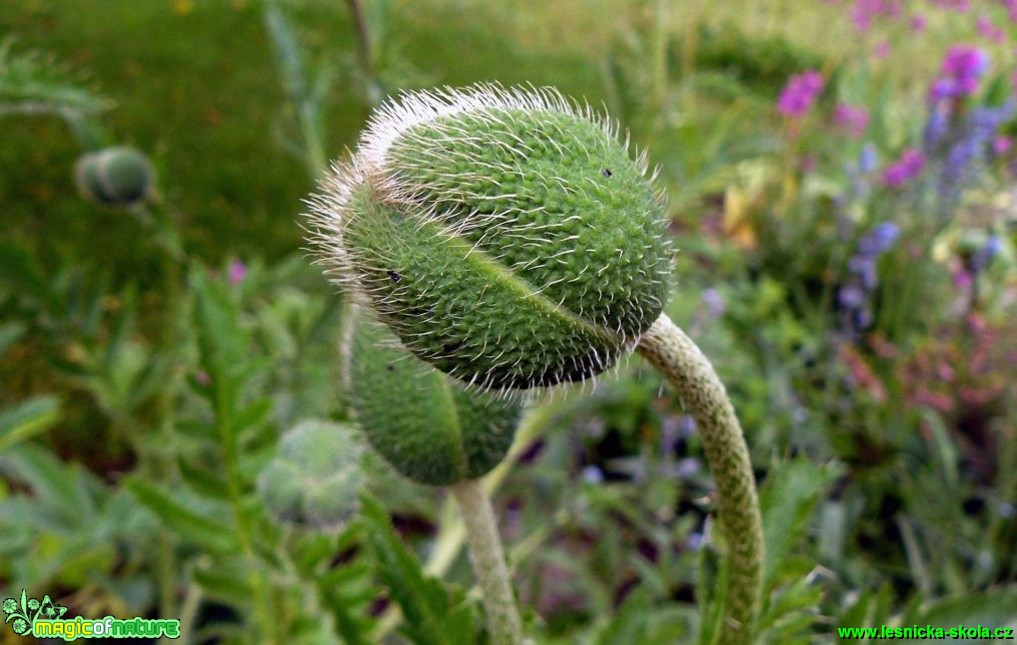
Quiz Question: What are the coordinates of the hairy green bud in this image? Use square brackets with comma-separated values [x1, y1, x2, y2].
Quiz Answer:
[308, 84, 671, 390]
[257, 420, 364, 529]
[74, 146, 154, 207]
[343, 306, 521, 486]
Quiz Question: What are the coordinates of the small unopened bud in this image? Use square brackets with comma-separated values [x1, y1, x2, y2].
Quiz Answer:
[257, 420, 364, 530]
[308, 84, 672, 391]
[343, 306, 521, 486]
[74, 146, 154, 207]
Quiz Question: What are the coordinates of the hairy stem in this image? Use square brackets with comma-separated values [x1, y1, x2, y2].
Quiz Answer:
[636, 314, 763, 645]
[449, 479, 523, 645]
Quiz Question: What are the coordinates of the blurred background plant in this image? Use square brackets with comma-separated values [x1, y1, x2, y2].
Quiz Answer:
[1, 0, 1015, 643]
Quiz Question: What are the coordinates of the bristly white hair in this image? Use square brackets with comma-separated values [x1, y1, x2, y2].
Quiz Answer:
[355, 82, 621, 174]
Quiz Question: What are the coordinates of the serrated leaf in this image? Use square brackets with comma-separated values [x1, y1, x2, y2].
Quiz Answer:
[360, 495, 475, 645]
[192, 565, 253, 604]
[125, 479, 236, 551]
[191, 267, 248, 415]
[178, 460, 231, 501]
[0, 444, 95, 524]
[235, 399, 273, 437]
[759, 459, 838, 588]
[0, 396, 61, 453]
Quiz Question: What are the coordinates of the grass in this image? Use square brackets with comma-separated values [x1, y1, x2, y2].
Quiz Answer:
[0, 0, 612, 282]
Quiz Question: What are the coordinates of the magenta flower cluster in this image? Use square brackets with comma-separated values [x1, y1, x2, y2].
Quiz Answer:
[850, 0, 902, 32]
[834, 104, 870, 138]
[975, 15, 1004, 42]
[883, 149, 925, 186]
[777, 71, 825, 117]
[929, 45, 989, 103]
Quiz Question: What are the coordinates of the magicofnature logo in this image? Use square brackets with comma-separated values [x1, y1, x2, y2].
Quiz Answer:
[3, 589, 180, 640]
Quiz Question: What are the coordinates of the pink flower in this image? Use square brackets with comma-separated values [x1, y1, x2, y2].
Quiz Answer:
[833, 104, 870, 138]
[883, 148, 925, 187]
[976, 15, 1004, 42]
[777, 70, 825, 117]
[874, 41, 892, 59]
[910, 13, 927, 31]
[850, 0, 903, 32]
[993, 136, 1013, 154]
[228, 259, 247, 285]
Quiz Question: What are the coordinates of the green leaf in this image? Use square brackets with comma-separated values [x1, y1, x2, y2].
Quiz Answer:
[235, 399, 273, 438]
[0, 396, 61, 453]
[759, 459, 839, 589]
[905, 585, 1017, 635]
[0, 243, 47, 304]
[192, 564, 253, 605]
[360, 495, 475, 645]
[191, 266, 248, 413]
[0, 37, 112, 116]
[0, 443, 95, 525]
[0, 322, 27, 356]
[177, 460, 231, 501]
[125, 478, 236, 551]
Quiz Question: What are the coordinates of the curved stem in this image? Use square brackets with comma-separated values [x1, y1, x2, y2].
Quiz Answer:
[448, 479, 523, 645]
[636, 314, 763, 645]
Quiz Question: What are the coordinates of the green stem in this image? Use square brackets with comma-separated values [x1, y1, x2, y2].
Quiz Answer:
[636, 313, 763, 645]
[217, 397, 274, 642]
[175, 581, 203, 645]
[449, 479, 523, 645]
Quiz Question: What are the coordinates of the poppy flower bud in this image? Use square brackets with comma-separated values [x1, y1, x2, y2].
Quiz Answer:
[74, 146, 154, 207]
[343, 306, 520, 485]
[308, 84, 672, 391]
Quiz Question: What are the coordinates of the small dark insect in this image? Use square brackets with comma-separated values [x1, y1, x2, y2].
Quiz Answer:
[386, 364, 395, 372]
[601, 168, 613, 177]
[442, 341, 464, 355]
[388, 270, 402, 283]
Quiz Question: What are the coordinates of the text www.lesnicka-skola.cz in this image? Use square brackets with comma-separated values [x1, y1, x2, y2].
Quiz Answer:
[837, 624, 1014, 639]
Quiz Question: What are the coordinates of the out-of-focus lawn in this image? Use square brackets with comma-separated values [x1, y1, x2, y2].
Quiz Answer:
[0, 0, 614, 277]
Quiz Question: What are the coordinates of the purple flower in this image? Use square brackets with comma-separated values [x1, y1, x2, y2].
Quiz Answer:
[883, 149, 925, 186]
[910, 13, 927, 31]
[936, 103, 1016, 208]
[838, 222, 900, 334]
[838, 284, 866, 309]
[777, 70, 825, 117]
[834, 104, 870, 138]
[859, 143, 879, 172]
[932, 45, 990, 102]
[971, 235, 1004, 271]
[923, 108, 949, 148]
[701, 288, 726, 320]
[993, 136, 1013, 155]
[859, 222, 901, 255]
[228, 259, 247, 285]
[581, 465, 604, 484]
